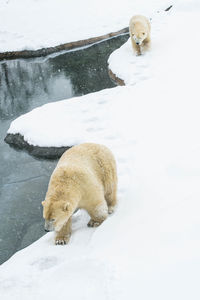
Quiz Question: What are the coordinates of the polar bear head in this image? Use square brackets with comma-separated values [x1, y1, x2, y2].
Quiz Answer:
[131, 27, 147, 45]
[42, 200, 70, 232]
[132, 32, 147, 45]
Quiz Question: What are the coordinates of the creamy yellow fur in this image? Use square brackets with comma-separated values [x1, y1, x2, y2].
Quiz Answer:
[129, 15, 151, 56]
[42, 143, 117, 245]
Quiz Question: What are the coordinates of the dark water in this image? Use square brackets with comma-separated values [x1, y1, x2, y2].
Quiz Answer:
[0, 34, 129, 264]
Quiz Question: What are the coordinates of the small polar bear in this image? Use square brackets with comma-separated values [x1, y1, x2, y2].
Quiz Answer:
[42, 143, 117, 245]
[129, 15, 151, 56]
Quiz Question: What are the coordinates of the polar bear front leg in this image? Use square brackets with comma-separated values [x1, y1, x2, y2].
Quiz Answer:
[55, 217, 72, 245]
[142, 38, 151, 53]
[131, 37, 141, 56]
[135, 44, 141, 56]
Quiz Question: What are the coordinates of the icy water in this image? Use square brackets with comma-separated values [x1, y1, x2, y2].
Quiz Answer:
[0, 34, 128, 264]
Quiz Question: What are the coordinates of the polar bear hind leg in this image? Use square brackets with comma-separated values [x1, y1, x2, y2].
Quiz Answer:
[105, 182, 117, 214]
[87, 196, 108, 227]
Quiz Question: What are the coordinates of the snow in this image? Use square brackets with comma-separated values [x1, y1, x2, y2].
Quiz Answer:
[7, 86, 126, 147]
[0, 0, 172, 52]
[1, 1, 200, 299]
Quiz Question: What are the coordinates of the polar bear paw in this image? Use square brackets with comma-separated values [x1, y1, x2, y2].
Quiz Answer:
[55, 235, 70, 245]
[87, 219, 101, 227]
[108, 206, 115, 214]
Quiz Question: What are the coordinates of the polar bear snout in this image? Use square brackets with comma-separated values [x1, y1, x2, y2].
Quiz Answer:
[133, 36, 143, 45]
[44, 220, 55, 232]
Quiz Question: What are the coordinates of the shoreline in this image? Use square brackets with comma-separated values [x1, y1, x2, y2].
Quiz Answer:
[0, 27, 128, 61]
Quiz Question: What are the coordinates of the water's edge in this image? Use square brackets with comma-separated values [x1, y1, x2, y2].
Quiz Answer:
[108, 69, 125, 86]
[5, 134, 71, 159]
[0, 28, 129, 61]
[0, 33, 130, 264]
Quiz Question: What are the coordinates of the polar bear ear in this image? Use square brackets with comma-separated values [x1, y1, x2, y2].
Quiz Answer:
[41, 201, 45, 206]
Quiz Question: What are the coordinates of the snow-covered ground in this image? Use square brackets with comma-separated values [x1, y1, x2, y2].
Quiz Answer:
[1, 1, 200, 299]
[0, 0, 172, 52]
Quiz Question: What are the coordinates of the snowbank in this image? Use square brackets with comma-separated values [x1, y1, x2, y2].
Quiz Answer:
[0, 0, 172, 53]
[1, 2, 200, 300]
[7, 86, 127, 148]
[2, 78, 200, 300]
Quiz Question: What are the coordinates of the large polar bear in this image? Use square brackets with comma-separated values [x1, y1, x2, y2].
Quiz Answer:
[129, 15, 151, 56]
[42, 143, 118, 245]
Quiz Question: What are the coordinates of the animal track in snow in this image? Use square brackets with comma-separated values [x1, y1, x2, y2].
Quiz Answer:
[31, 256, 60, 271]
[86, 127, 104, 132]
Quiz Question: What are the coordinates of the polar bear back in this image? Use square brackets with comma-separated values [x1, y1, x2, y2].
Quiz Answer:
[55, 143, 117, 193]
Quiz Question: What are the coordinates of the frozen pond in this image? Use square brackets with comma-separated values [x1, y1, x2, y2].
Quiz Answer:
[0, 34, 128, 264]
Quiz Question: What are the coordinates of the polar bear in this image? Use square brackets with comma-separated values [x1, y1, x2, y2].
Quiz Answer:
[42, 143, 117, 245]
[129, 15, 151, 56]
